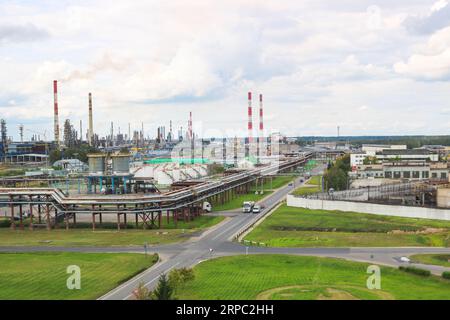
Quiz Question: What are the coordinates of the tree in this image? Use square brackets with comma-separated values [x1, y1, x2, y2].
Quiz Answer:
[363, 156, 378, 165]
[151, 273, 174, 300]
[49, 144, 99, 165]
[132, 282, 152, 300]
[168, 268, 195, 293]
[324, 166, 348, 191]
[119, 147, 129, 154]
[323, 154, 351, 191]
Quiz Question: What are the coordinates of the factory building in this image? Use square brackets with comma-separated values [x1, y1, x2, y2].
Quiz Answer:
[351, 162, 448, 181]
[350, 145, 447, 184]
[376, 149, 439, 162]
[0, 142, 49, 163]
[87, 153, 133, 194]
[350, 144, 408, 167]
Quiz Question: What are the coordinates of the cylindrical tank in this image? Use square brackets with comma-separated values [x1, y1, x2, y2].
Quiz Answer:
[112, 155, 130, 175]
[88, 154, 106, 175]
[156, 170, 173, 185]
[171, 169, 181, 181]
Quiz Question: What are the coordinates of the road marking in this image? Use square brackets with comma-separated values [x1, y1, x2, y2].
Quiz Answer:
[210, 216, 249, 240]
[123, 261, 181, 300]
[98, 261, 167, 300]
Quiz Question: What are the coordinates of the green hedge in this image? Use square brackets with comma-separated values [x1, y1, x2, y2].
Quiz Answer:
[442, 271, 450, 280]
[399, 266, 431, 277]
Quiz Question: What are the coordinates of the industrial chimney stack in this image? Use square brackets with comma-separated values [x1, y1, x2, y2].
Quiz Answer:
[247, 92, 253, 158]
[53, 80, 60, 146]
[188, 112, 193, 141]
[259, 94, 264, 157]
[88, 93, 94, 146]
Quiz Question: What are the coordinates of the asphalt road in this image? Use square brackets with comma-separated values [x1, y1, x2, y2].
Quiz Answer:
[2, 167, 450, 300]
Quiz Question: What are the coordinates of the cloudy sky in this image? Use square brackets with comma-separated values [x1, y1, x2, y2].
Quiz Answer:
[1, 0, 450, 140]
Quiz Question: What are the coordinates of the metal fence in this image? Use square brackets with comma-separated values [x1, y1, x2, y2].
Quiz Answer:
[304, 181, 434, 202]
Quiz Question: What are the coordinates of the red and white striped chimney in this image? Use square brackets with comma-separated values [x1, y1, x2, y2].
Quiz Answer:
[259, 94, 264, 156]
[259, 94, 264, 132]
[248, 92, 253, 145]
[53, 80, 60, 145]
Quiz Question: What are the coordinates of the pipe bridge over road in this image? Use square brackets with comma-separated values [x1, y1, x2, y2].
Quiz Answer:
[0, 154, 312, 230]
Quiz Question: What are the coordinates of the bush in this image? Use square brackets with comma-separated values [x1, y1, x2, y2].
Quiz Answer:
[442, 271, 450, 280]
[398, 266, 431, 277]
[0, 218, 11, 228]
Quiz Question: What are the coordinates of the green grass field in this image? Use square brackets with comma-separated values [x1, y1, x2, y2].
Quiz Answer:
[212, 191, 273, 212]
[292, 175, 322, 196]
[410, 254, 450, 267]
[212, 176, 294, 212]
[0, 216, 224, 247]
[244, 205, 450, 247]
[0, 252, 157, 300]
[261, 176, 295, 190]
[308, 175, 322, 186]
[175, 255, 450, 300]
[292, 185, 321, 196]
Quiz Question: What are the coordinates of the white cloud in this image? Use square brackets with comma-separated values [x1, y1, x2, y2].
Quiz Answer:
[1, 0, 450, 139]
[394, 26, 450, 79]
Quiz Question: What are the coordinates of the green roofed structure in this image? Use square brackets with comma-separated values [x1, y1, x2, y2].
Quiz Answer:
[144, 158, 209, 165]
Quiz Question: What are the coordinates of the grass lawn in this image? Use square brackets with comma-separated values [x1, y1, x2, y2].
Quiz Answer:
[292, 185, 321, 196]
[0, 215, 224, 247]
[0, 252, 157, 300]
[176, 255, 450, 300]
[308, 175, 322, 186]
[261, 176, 295, 190]
[212, 175, 295, 212]
[291, 175, 322, 196]
[244, 205, 450, 247]
[410, 254, 450, 267]
[212, 191, 273, 212]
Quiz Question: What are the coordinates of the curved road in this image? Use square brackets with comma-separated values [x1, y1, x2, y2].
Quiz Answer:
[1, 171, 449, 299]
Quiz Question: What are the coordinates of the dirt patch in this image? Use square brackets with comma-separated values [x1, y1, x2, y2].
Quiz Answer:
[256, 285, 395, 300]
[317, 288, 359, 300]
[388, 228, 446, 235]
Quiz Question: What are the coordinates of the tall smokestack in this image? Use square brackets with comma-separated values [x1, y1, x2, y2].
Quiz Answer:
[53, 80, 60, 146]
[128, 123, 131, 144]
[188, 112, 193, 141]
[259, 94, 264, 158]
[247, 92, 253, 158]
[88, 93, 94, 146]
[79, 120, 83, 143]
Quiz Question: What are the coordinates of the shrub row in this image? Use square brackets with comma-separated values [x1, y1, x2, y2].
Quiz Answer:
[442, 271, 450, 280]
[398, 266, 431, 277]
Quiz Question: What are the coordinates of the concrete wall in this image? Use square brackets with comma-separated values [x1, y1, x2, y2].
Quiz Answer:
[287, 195, 450, 221]
[437, 188, 450, 209]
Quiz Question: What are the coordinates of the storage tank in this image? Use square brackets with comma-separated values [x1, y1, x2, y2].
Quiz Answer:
[186, 166, 200, 178]
[134, 165, 155, 178]
[156, 170, 173, 185]
[112, 154, 130, 175]
[171, 169, 181, 182]
[88, 154, 106, 176]
[197, 164, 208, 177]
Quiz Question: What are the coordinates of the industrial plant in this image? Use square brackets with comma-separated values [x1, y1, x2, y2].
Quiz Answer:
[0, 81, 308, 231]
